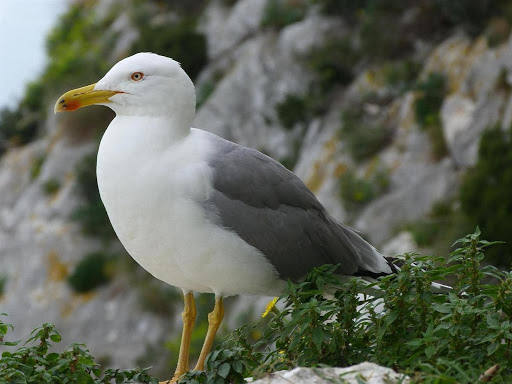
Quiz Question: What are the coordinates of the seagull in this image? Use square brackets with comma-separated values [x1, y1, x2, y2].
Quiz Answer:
[54, 52, 395, 383]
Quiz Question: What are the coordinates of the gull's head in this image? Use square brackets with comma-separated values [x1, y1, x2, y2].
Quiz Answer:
[54, 52, 196, 118]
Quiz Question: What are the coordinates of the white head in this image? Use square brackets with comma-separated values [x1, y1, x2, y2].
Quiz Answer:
[55, 53, 196, 123]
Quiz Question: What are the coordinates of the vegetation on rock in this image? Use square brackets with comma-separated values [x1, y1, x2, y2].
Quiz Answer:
[180, 230, 512, 383]
[275, 94, 310, 131]
[404, 201, 473, 258]
[30, 155, 46, 181]
[130, 14, 207, 81]
[0, 82, 44, 155]
[72, 152, 116, 242]
[306, 38, 360, 91]
[67, 252, 116, 293]
[339, 168, 390, 212]
[414, 72, 448, 159]
[261, 0, 308, 29]
[403, 123, 512, 267]
[340, 108, 393, 163]
[460, 124, 512, 267]
[380, 60, 421, 95]
[0, 316, 157, 383]
[2, 231, 511, 383]
[0, 276, 6, 298]
[42, 179, 61, 196]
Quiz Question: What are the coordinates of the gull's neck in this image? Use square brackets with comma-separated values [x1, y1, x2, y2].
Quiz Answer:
[110, 114, 192, 152]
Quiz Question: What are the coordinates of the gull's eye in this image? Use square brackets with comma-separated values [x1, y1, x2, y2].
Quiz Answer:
[131, 72, 144, 81]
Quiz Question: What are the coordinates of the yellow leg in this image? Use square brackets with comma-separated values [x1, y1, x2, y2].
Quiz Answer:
[194, 296, 224, 371]
[160, 292, 196, 384]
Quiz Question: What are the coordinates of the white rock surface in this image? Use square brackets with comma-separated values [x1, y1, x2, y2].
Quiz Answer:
[250, 363, 409, 384]
[356, 159, 459, 245]
[382, 232, 417, 256]
[200, 0, 267, 59]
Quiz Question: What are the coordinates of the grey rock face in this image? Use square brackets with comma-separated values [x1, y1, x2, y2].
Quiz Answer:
[200, 0, 267, 59]
[194, 14, 343, 161]
[356, 159, 459, 245]
[250, 363, 409, 384]
[444, 93, 505, 167]
[434, 34, 512, 167]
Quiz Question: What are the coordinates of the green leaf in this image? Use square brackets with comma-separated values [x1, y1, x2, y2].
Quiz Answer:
[232, 360, 243, 374]
[425, 345, 436, 359]
[217, 362, 231, 379]
[432, 303, 452, 314]
[50, 333, 62, 343]
[487, 342, 499, 356]
[405, 339, 423, 348]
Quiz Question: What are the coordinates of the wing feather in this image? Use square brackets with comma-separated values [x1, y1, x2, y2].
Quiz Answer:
[201, 134, 392, 280]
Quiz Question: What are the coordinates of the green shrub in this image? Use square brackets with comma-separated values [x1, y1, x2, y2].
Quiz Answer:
[0, 316, 157, 383]
[359, 4, 412, 61]
[306, 38, 361, 92]
[415, 73, 445, 126]
[340, 108, 393, 162]
[42, 179, 61, 196]
[313, 0, 363, 17]
[180, 230, 512, 383]
[339, 168, 389, 211]
[138, 281, 181, 316]
[44, 3, 112, 94]
[404, 201, 453, 248]
[0, 2, 118, 155]
[131, 15, 207, 81]
[196, 81, 217, 109]
[0, 276, 6, 297]
[275, 94, 310, 130]
[402, 200, 473, 258]
[72, 152, 116, 241]
[222, 0, 239, 6]
[278, 137, 304, 171]
[486, 18, 511, 47]
[434, 0, 512, 37]
[261, 0, 308, 29]
[276, 85, 328, 132]
[274, 90, 326, 169]
[460, 124, 512, 267]
[30, 155, 46, 180]
[381, 60, 421, 94]
[414, 72, 448, 159]
[406, 220, 442, 248]
[22, 81, 45, 113]
[67, 252, 116, 293]
[0, 107, 37, 153]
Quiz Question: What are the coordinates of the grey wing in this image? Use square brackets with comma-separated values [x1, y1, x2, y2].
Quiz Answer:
[202, 136, 393, 281]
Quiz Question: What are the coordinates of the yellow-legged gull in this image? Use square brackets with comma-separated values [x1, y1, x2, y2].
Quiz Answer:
[55, 52, 395, 383]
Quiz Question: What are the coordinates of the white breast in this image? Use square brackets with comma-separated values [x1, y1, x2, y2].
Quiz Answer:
[97, 117, 283, 296]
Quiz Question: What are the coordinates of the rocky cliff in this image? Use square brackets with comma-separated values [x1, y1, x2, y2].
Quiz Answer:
[1, 0, 511, 374]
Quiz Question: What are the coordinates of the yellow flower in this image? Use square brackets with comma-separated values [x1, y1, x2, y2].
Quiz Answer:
[261, 297, 279, 318]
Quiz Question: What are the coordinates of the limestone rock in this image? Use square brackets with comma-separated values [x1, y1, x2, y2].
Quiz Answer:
[194, 15, 343, 161]
[200, 0, 267, 59]
[382, 232, 417, 256]
[250, 363, 409, 384]
[355, 159, 459, 245]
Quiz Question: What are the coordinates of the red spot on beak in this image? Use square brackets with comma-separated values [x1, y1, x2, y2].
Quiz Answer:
[64, 100, 81, 111]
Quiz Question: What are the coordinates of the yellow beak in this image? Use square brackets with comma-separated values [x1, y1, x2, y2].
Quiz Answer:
[54, 83, 121, 113]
